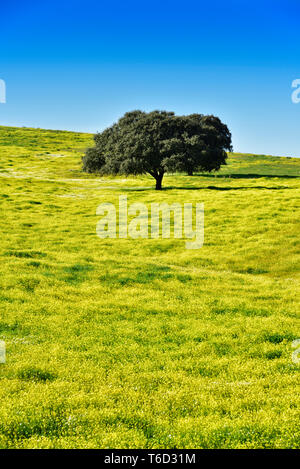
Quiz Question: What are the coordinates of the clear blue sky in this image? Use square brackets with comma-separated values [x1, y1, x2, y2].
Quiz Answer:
[1, 0, 300, 156]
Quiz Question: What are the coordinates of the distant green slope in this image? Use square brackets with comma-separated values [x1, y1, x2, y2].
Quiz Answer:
[0, 125, 93, 152]
[217, 152, 300, 178]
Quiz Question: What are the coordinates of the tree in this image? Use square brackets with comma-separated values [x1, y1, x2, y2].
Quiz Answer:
[82, 110, 232, 189]
[161, 114, 233, 176]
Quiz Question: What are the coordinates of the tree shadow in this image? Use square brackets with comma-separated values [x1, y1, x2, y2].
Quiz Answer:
[121, 185, 293, 191]
[194, 173, 299, 179]
[167, 185, 292, 191]
[106, 172, 298, 192]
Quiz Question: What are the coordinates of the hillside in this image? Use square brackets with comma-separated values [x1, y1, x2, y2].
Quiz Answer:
[0, 125, 299, 181]
[0, 125, 299, 449]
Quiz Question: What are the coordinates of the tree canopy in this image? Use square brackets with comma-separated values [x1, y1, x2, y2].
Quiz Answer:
[82, 110, 232, 189]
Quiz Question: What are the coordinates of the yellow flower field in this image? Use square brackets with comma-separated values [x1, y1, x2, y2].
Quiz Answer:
[0, 126, 299, 448]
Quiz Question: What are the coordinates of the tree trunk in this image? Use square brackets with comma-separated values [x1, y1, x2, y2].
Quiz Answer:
[155, 173, 163, 190]
[187, 170, 193, 176]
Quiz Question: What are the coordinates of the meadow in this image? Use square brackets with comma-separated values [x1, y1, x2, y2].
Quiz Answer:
[0, 125, 299, 449]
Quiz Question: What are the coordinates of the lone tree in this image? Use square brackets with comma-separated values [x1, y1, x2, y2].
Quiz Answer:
[82, 110, 232, 189]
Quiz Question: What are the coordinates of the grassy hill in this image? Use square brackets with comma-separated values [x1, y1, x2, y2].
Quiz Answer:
[0, 125, 299, 448]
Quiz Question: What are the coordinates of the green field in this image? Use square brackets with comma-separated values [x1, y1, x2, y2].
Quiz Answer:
[0, 125, 299, 449]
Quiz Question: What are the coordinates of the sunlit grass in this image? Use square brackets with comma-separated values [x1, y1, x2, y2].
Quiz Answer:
[0, 126, 299, 448]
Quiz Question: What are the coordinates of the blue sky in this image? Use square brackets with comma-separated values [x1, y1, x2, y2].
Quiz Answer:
[1, 0, 300, 156]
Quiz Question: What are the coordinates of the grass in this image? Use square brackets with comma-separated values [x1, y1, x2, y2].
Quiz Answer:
[0, 125, 299, 449]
